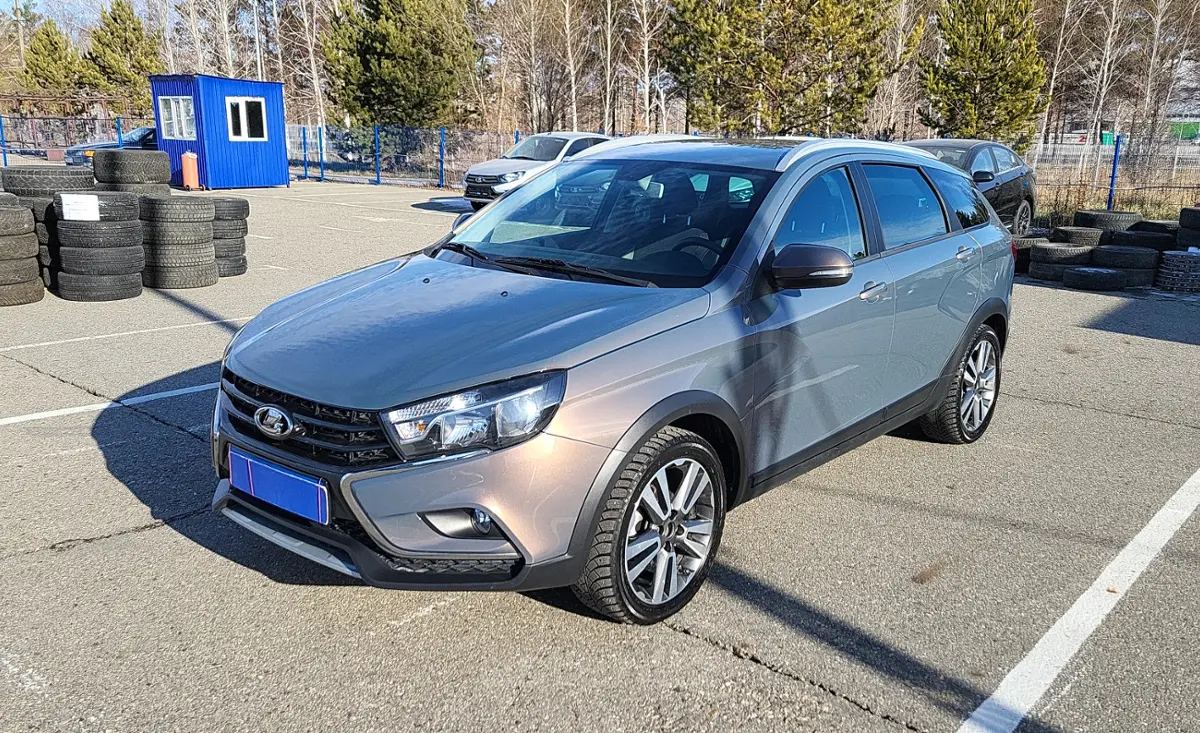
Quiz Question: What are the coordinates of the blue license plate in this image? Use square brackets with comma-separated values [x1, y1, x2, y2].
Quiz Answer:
[228, 447, 329, 524]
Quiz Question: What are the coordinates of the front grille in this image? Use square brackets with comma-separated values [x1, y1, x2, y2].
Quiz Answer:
[221, 369, 401, 468]
[465, 173, 502, 185]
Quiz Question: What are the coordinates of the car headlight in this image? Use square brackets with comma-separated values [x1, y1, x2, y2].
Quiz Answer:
[382, 372, 566, 460]
[499, 171, 524, 183]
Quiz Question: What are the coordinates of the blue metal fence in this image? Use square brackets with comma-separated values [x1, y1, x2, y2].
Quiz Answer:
[0, 115, 154, 158]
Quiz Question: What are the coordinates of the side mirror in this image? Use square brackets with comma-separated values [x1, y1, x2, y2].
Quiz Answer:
[452, 212, 471, 231]
[770, 244, 854, 290]
[973, 170, 995, 183]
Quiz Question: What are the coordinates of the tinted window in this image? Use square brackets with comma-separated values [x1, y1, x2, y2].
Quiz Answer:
[927, 167, 990, 228]
[863, 164, 948, 249]
[992, 147, 1018, 171]
[970, 149, 996, 174]
[564, 139, 589, 157]
[776, 167, 866, 260]
[504, 136, 567, 162]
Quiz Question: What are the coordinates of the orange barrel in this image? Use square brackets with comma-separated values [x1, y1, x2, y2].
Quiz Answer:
[182, 151, 200, 190]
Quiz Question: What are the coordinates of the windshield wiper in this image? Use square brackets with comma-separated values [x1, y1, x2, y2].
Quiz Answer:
[438, 241, 539, 275]
[494, 256, 657, 287]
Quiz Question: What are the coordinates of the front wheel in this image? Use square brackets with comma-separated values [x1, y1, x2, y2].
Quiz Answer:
[917, 323, 1002, 444]
[470, 201, 486, 212]
[572, 426, 726, 624]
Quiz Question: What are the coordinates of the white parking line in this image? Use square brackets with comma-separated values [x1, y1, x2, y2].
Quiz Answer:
[958, 466, 1200, 733]
[0, 383, 218, 427]
[0, 318, 251, 352]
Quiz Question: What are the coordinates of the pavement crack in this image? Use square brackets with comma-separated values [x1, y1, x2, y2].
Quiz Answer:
[1005, 390, 1200, 431]
[1, 506, 209, 561]
[662, 621, 928, 733]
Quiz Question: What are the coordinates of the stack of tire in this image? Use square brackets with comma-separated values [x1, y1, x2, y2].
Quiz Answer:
[92, 150, 172, 197]
[20, 196, 60, 288]
[1154, 250, 1200, 292]
[0, 200, 43, 306]
[1177, 206, 1200, 251]
[2, 166, 96, 300]
[140, 196, 219, 289]
[1028, 237, 1095, 282]
[211, 197, 249, 277]
[52, 192, 145, 301]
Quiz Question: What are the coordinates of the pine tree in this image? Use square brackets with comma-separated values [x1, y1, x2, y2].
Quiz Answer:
[85, 0, 166, 115]
[919, 0, 1046, 151]
[322, 0, 475, 126]
[22, 20, 99, 93]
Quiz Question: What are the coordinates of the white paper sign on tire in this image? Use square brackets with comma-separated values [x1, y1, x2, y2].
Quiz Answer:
[59, 193, 101, 221]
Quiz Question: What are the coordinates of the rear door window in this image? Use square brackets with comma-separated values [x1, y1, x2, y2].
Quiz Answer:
[775, 167, 867, 260]
[926, 167, 990, 229]
[862, 164, 949, 249]
[992, 147, 1019, 171]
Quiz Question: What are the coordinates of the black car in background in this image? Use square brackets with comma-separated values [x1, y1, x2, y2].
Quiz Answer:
[65, 126, 157, 167]
[904, 139, 1036, 236]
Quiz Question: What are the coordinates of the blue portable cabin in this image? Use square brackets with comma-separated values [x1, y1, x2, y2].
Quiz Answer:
[149, 74, 288, 189]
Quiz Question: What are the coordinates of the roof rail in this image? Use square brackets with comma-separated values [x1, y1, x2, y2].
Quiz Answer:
[774, 138, 935, 171]
[572, 133, 704, 159]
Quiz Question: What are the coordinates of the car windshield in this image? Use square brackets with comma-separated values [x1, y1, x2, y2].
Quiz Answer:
[121, 127, 152, 143]
[503, 137, 567, 162]
[919, 146, 970, 169]
[445, 159, 779, 288]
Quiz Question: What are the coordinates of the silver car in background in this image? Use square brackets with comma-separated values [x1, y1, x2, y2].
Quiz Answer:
[462, 131, 608, 210]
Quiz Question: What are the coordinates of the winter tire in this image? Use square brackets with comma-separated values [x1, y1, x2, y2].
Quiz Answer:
[1091, 245, 1159, 269]
[0, 257, 39, 285]
[141, 221, 213, 245]
[1028, 262, 1070, 281]
[0, 192, 17, 207]
[0, 232, 38, 260]
[211, 218, 248, 238]
[211, 197, 250, 220]
[1063, 266, 1126, 291]
[56, 220, 143, 249]
[1180, 207, 1200, 230]
[35, 222, 58, 246]
[217, 255, 248, 277]
[917, 323, 1001, 444]
[1072, 209, 1142, 231]
[91, 150, 171, 184]
[1012, 237, 1044, 275]
[0, 206, 34, 235]
[58, 245, 145, 275]
[139, 196, 214, 223]
[1031, 242, 1092, 265]
[55, 272, 142, 301]
[1129, 219, 1180, 235]
[143, 241, 216, 268]
[1106, 230, 1177, 252]
[53, 191, 139, 222]
[18, 196, 54, 222]
[142, 262, 219, 289]
[0, 166, 94, 197]
[1051, 226, 1104, 246]
[214, 237, 245, 258]
[1178, 228, 1200, 249]
[572, 426, 725, 624]
[0, 278, 44, 306]
[95, 182, 172, 196]
[1110, 267, 1156, 287]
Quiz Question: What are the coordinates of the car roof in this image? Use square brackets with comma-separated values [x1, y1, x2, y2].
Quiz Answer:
[528, 131, 609, 140]
[581, 137, 939, 173]
[905, 139, 996, 150]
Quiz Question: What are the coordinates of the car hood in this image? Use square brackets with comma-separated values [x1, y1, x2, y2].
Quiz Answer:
[225, 254, 708, 410]
[66, 141, 121, 153]
[466, 158, 554, 177]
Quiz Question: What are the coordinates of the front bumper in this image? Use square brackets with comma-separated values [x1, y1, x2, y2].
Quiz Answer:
[462, 178, 522, 203]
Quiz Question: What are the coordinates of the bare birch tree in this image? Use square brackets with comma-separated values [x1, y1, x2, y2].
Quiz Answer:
[629, 0, 666, 132]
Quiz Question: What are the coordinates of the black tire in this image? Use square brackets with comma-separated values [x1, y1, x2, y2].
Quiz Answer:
[56, 220, 143, 249]
[38, 244, 58, 268]
[1031, 242, 1092, 265]
[53, 191, 140, 222]
[0, 192, 17, 207]
[571, 426, 726, 624]
[58, 245, 145, 275]
[91, 150, 171, 184]
[217, 255, 248, 277]
[470, 201, 486, 211]
[1, 166, 94, 197]
[0, 205, 34, 235]
[917, 323, 1002, 444]
[1050, 226, 1104, 246]
[1012, 237, 1044, 275]
[1072, 209, 1142, 231]
[1180, 207, 1200, 230]
[1063, 266, 1127, 291]
[41, 266, 54, 290]
[139, 196, 214, 223]
[211, 219, 248, 238]
[1110, 267, 1156, 287]
[55, 272, 142, 301]
[211, 197, 250, 220]
[0, 257, 39, 285]
[1106, 230, 1177, 252]
[35, 222, 58, 246]
[0, 278, 44, 306]
[142, 221, 213, 245]
[94, 182, 172, 197]
[142, 262, 219, 289]
[18, 196, 54, 222]
[143, 241, 216, 267]
[1091, 245, 1159, 269]
[1159, 250, 1200, 272]
[213, 237, 246, 258]
[1129, 219, 1180, 235]
[1028, 262, 1070, 281]
[1011, 199, 1033, 237]
[1178, 228, 1200, 249]
[0, 232, 38, 260]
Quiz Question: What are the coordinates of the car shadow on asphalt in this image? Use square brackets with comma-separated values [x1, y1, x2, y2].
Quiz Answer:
[411, 197, 472, 215]
[1015, 275, 1200, 346]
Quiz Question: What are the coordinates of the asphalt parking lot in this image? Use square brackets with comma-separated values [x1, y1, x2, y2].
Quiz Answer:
[2, 181, 1198, 733]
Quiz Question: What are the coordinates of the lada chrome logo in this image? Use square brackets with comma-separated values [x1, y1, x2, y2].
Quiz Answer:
[253, 405, 295, 439]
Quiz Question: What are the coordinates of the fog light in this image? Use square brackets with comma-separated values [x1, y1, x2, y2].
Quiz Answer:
[471, 509, 493, 535]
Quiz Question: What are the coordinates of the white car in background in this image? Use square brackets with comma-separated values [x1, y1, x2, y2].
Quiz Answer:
[462, 132, 609, 210]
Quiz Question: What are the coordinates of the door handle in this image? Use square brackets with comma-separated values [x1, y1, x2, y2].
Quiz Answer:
[956, 246, 972, 261]
[859, 281, 888, 301]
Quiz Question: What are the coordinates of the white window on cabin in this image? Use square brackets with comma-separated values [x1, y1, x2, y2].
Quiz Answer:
[158, 96, 196, 140]
[226, 97, 267, 142]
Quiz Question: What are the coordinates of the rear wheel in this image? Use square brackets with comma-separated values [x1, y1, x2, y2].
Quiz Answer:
[1011, 200, 1032, 237]
[918, 324, 1002, 444]
[572, 426, 725, 624]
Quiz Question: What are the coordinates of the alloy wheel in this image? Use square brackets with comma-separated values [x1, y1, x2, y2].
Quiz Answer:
[623, 458, 716, 606]
[1014, 202, 1032, 237]
[960, 339, 998, 433]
